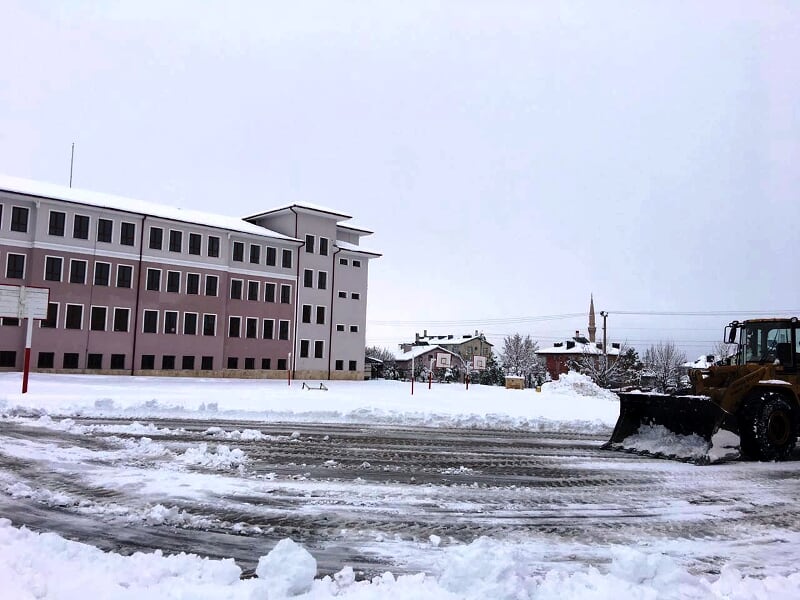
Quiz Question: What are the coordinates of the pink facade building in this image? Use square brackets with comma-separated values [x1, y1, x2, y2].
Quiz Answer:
[0, 176, 379, 379]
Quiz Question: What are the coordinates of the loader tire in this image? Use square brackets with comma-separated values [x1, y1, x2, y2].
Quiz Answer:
[740, 393, 797, 461]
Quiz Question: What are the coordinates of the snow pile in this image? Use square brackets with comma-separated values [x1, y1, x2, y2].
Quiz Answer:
[177, 443, 248, 470]
[3, 480, 73, 507]
[544, 371, 619, 402]
[255, 538, 317, 596]
[622, 425, 711, 461]
[26, 416, 179, 437]
[204, 427, 269, 441]
[2, 520, 800, 599]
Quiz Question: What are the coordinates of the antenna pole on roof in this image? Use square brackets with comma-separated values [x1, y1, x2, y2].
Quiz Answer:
[69, 143, 75, 188]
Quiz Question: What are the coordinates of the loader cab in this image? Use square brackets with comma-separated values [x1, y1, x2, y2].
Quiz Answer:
[731, 319, 799, 370]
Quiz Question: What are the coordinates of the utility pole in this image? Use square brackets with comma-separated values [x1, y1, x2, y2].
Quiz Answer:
[599, 311, 608, 359]
[69, 143, 75, 188]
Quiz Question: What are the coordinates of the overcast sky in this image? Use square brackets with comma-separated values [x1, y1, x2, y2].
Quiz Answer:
[2, 1, 799, 359]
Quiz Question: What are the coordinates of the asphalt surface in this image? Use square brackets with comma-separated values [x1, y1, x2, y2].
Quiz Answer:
[2, 416, 800, 578]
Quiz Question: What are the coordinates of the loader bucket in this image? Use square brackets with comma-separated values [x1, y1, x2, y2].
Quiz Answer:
[605, 392, 738, 448]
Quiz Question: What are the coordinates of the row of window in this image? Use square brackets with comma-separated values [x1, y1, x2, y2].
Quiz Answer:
[0, 351, 290, 371]
[229, 240, 293, 268]
[228, 278, 291, 303]
[304, 234, 330, 256]
[337, 290, 361, 300]
[303, 269, 328, 290]
[299, 339, 326, 359]
[335, 359, 360, 372]
[43, 255, 134, 287]
[0, 204, 297, 267]
[338, 257, 362, 268]
[224, 315, 290, 340]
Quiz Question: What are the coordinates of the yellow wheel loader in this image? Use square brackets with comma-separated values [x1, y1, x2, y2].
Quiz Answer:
[606, 318, 800, 461]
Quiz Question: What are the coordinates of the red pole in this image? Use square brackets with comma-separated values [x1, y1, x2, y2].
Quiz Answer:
[428, 371, 432, 389]
[22, 347, 30, 394]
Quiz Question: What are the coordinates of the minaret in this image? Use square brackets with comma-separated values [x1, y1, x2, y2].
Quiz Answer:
[588, 294, 597, 343]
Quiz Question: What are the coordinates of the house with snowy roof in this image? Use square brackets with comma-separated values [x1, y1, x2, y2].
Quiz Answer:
[399, 329, 493, 362]
[394, 345, 462, 380]
[536, 331, 622, 380]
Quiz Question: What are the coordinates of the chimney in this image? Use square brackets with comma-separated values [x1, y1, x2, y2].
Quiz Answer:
[566, 340, 576, 350]
[474, 329, 478, 337]
[415, 332, 419, 343]
[423, 329, 428, 338]
[575, 330, 579, 338]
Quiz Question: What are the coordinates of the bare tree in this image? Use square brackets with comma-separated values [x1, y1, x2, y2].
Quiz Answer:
[712, 341, 737, 366]
[643, 341, 687, 393]
[500, 334, 546, 387]
[568, 343, 635, 389]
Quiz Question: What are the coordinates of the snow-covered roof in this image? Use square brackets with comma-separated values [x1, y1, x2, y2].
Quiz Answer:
[416, 334, 493, 347]
[537, 342, 621, 356]
[337, 223, 374, 235]
[395, 345, 461, 362]
[246, 202, 352, 221]
[336, 240, 382, 257]
[0, 174, 300, 243]
[683, 355, 718, 369]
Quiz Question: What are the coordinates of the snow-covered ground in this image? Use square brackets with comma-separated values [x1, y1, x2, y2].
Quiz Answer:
[1, 372, 799, 599]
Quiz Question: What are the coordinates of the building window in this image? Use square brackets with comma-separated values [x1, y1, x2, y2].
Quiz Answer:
[266, 246, 276, 266]
[349, 360, 357, 371]
[6, 253, 25, 279]
[113, 308, 130, 332]
[186, 273, 200, 295]
[73, 215, 90, 239]
[278, 320, 289, 340]
[318, 271, 327, 290]
[304, 269, 313, 288]
[302, 305, 312, 324]
[44, 256, 63, 282]
[143, 310, 158, 333]
[352, 260, 361, 268]
[319, 238, 328, 256]
[169, 230, 182, 252]
[247, 281, 259, 301]
[38, 352, 55, 369]
[110, 354, 125, 369]
[182, 356, 195, 370]
[316, 306, 325, 325]
[277, 358, 287, 370]
[164, 311, 178, 334]
[230, 279, 243, 300]
[2, 317, 19, 326]
[183, 313, 198, 335]
[166, 271, 180, 293]
[41, 303, 58, 328]
[188, 233, 201, 255]
[250, 244, 261, 264]
[63, 353, 79, 369]
[232, 241, 244, 262]
[149, 227, 163, 250]
[48, 211, 66, 236]
[97, 218, 113, 243]
[244, 357, 255, 370]
[120, 222, 136, 246]
[336, 324, 345, 332]
[261, 358, 271, 370]
[227, 357, 239, 369]
[305, 234, 315, 253]
[229, 316, 241, 338]
[208, 236, 220, 258]
[65, 304, 83, 330]
[352, 292, 361, 300]
[117, 265, 133, 288]
[141, 355, 155, 370]
[201, 356, 213, 370]
[69, 259, 87, 284]
[87, 354, 103, 369]
[264, 282, 276, 303]
[280, 284, 291, 304]
[335, 360, 343, 371]
[94, 262, 111, 286]
[339, 258, 348, 266]
[146, 268, 160, 291]
[300, 340, 310, 358]
[203, 314, 216, 336]
[338, 291, 347, 299]
[281, 249, 292, 269]
[205, 275, 218, 296]
[262, 319, 274, 339]
[350, 325, 359, 333]
[314, 340, 324, 359]
[90, 306, 107, 331]
[11, 206, 29, 232]
[246, 317, 258, 339]
[162, 355, 175, 370]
